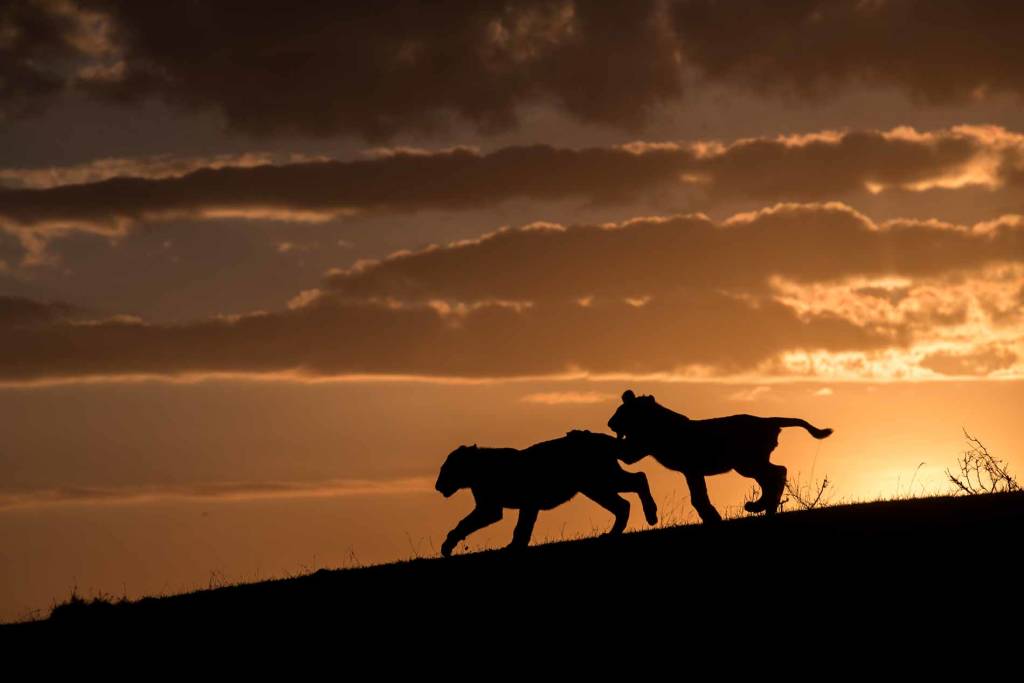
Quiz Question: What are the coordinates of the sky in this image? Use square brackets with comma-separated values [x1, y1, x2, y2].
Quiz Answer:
[2, 1, 1023, 621]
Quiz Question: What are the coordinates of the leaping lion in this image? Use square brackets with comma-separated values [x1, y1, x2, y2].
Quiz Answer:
[608, 389, 832, 523]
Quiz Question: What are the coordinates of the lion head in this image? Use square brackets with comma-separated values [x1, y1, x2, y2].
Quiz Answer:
[607, 389, 663, 442]
[435, 444, 478, 498]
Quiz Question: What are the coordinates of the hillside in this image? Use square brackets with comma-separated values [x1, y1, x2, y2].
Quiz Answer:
[7, 492, 1023, 649]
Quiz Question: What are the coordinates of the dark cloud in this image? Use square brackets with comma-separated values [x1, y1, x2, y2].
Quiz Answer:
[697, 129, 982, 202]
[0, 151, 277, 190]
[0, 1, 82, 120]
[0, 290, 887, 382]
[6, 2, 1024, 139]
[325, 204, 1024, 302]
[0, 295, 79, 328]
[74, 0, 681, 138]
[669, 1, 1024, 106]
[5, 203, 1023, 382]
[0, 144, 694, 232]
[1, 126, 1011, 256]
[0, 228, 25, 268]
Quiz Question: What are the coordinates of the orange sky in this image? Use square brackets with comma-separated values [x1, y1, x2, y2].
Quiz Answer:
[2, 1, 1024, 622]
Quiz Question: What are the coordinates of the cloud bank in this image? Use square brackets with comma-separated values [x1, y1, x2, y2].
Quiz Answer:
[4, 203, 1021, 383]
[6, 2, 1024, 139]
[3, 125, 1022, 264]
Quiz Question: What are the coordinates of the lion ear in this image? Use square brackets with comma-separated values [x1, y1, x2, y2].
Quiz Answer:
[622, 389, 636, 403]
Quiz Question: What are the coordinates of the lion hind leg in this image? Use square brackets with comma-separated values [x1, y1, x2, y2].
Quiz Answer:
[744, 491, 768, 514]
[741, 468, 772, 513]
[739, 464, 787, 515]
[442, 504, 503, 557]
[763, 464, 787, 515]
[684, 472, 722, 524]
[582, 488, 631, 535]
[508, 508, 539, 551]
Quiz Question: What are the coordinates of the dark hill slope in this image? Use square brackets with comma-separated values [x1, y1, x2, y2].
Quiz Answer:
[8, 492, 1023, 650]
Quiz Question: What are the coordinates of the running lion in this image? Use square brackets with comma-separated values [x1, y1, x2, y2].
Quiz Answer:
[436, 429, 658, 557]
[607, 390, 833, 523]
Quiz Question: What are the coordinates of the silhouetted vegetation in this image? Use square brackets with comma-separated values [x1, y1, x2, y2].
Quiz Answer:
[5, 492, 1018, 647]
[783, 472, 832, 510]
[947, 429, 1020, 495]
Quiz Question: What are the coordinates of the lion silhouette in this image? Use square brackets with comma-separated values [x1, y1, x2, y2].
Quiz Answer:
[435, 429, 658, 557]
[607, 389, 833, 523]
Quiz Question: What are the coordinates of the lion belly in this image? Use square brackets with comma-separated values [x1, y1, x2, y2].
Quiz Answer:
[649, 415, 781, 476]
[491, 472, 580, 510]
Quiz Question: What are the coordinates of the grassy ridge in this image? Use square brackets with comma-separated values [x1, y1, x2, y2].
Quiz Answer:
[7, 492, 1023, 646]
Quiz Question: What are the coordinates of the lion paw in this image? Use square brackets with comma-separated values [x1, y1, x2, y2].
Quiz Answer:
[700, 510, 723, 524]
[644, 506, 658, 526]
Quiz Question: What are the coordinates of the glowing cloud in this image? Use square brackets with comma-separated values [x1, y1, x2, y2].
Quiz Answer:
[3, 203, 1021, 383]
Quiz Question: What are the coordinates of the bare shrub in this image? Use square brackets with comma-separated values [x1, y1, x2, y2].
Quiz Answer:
[947, 429, 1020, 495]
[782, 472, 832, 511]
[740, 471, 833, 514]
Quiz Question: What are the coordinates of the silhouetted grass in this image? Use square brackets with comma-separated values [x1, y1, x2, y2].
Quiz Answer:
[4, 490, 1019, 649]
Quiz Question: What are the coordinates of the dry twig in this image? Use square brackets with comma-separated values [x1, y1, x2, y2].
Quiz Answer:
[946, 429, 1020, 495]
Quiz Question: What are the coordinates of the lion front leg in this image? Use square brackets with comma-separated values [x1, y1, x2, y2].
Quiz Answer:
[581, 488, 631, 535]
[442, 505, 503, 557]
[684, 472, 722, 524]
[614, 469, 658, 526]
[507, 508, 539, 551]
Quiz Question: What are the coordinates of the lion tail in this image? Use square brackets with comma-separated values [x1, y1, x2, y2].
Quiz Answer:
[771, 418, 833, 439]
